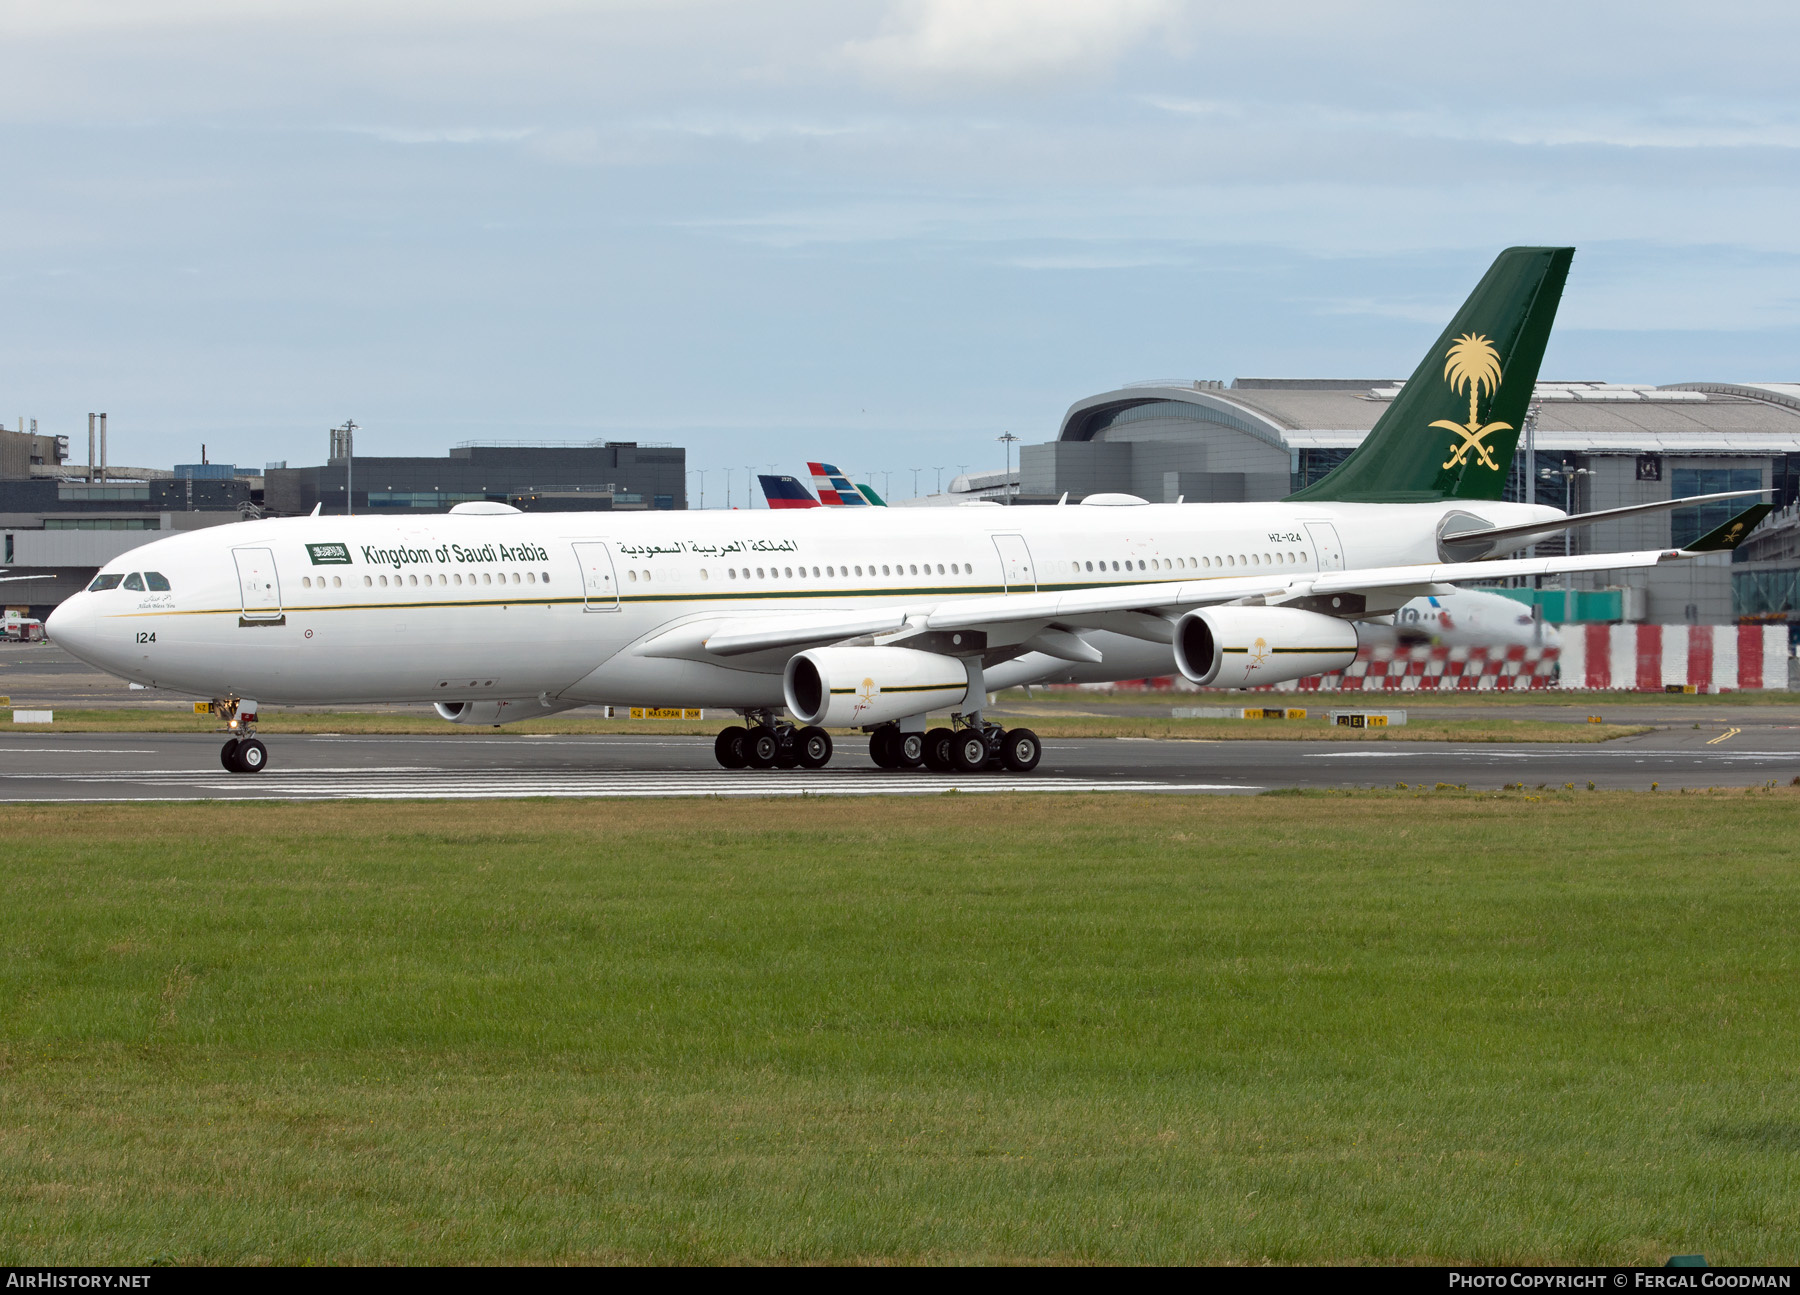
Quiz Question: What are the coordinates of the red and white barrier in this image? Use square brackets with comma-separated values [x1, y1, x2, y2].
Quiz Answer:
[1076, 624, 1790, 693]
[1279, 646, 1559, 692]
[1558, 623, 1788, 691]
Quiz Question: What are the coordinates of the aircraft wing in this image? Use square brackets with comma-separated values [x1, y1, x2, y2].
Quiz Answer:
[687, 546, 1693, 663]
[0, 574, 52, 583]
[1443, 488, 1771, 557]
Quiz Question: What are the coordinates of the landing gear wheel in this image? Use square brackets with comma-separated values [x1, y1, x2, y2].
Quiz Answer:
[714, 726, 748, 769]
[235, 738, 269, 774]
[796, 726, 833, 770]
[923, 727, 956, 772]
[220, 738, 241, 772]
[951, 730, 989, 773]
[1000, 727, 1042, 773]
[869, 727, 901, 769]
[895, 731, 925, 767]
[745, 724, 781, 769]
[775, 742, 800, 769]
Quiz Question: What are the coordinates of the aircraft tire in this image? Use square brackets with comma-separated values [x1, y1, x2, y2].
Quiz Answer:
[869, 727, 900, 768]
[220, 738, 241, 772]
[796, 726, 833, 769]
[950, 730, 988, 773]
[745, 725, 781, 769]
[1000, 727, 1042, 773]
[714, 726, 748, 769]
[896, 730, 926, 767]
[923, 727, 956, 771]
[236, 738, 269, 774]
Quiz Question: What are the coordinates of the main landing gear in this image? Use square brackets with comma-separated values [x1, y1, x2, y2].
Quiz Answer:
[713, 712, 833, 771]
[213, 698, 270, 774]
[710, 711, 1040, 775]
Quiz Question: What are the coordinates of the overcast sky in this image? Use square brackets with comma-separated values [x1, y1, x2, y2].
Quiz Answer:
[2, 0, 1796, 501]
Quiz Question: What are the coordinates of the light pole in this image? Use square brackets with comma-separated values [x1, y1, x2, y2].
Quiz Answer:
[911, 467, 922, 498]
[934, 466, 945, 494]
[332, 419, 358, 517]
[998, 431, 1019, 504]
[1538, 463, 1592, 619]
[688, 469, 705, 509]
[745, 466, 755, 508]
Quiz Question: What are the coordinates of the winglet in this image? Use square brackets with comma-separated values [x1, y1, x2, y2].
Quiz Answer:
[1685, 502, 1773, 552]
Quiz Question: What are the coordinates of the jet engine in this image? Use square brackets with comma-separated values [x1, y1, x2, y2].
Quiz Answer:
[1172, 606, 1359, 689]
[434, 698, 583, 726]
[784, 646, 971, 728]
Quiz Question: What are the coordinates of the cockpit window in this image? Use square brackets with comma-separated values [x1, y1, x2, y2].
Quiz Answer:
[123, 573, 144, 591]
[144, 572, 171, 591]
[88, 574, 124, 592]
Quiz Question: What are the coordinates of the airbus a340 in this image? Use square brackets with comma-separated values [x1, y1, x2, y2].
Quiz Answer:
[48, 247, 1764, 774]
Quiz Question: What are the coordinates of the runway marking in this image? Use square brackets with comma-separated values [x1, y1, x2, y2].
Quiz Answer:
[1707, 727, 1742, 745]
[0, 768, 1259, 801]
[0, 747, 157, 754]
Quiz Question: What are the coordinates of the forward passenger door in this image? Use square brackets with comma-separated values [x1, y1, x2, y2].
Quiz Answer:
[233, 547, 283, 621]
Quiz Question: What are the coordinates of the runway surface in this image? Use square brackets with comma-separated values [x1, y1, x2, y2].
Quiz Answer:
[2, 727, 1798, 801]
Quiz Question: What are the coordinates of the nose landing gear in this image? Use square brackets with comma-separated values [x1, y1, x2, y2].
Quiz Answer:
[212, 698, 270, 774]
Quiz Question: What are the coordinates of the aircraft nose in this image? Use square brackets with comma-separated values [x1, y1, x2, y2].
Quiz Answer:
[45, 595, 100, 664]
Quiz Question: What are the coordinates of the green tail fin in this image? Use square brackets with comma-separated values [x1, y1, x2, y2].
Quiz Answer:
[855, 483, 886, 506]
[1287, 246, 1574, 503]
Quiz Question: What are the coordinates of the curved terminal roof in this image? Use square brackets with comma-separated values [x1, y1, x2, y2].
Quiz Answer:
[1056, 379, 1800, 455]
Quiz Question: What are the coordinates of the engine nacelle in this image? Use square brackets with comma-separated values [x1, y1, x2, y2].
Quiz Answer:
[434, 698, 583, 726]
[784, 646, 971, 728]
[1172, 606, 1359, 689]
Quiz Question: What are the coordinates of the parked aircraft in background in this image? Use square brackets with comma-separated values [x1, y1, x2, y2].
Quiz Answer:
[1367, 588, 1561, 649]
[47, 247, 1768, 778]
[758, 475, 821, 509]
[809, 463, 884, 507]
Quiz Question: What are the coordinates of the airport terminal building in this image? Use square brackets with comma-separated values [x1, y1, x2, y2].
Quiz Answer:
[1, 432, 686, 618]
[1011, 378, 1800, 627]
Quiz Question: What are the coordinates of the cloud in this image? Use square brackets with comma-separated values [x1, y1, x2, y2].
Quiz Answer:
[346, 126, 539, 146]
[846, 0, 1178, 86]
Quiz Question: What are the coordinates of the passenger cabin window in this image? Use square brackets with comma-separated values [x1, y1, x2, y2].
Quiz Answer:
[89, 573, 124, 591]
[123, 573, 144, 591]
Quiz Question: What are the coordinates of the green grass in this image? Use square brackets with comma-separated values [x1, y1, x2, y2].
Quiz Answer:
[0, 707, 1651, 743]
[3, 793, 1798, 1264]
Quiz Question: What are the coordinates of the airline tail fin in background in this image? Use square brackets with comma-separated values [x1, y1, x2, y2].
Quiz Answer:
[854, 482, 885, 506]
[808, 463, 875, 507]
[758, 475, 821, 509]
[1287, 246, 1575, 505]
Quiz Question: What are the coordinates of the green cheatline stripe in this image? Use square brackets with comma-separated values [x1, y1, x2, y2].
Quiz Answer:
[881, 683, 962, 694]
[105, 571, 1243, 620]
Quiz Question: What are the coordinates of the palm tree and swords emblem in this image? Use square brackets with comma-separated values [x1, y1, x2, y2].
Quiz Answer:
[1432, 333, 1511, 472]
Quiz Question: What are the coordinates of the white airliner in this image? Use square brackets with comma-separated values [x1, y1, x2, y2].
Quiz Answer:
[1371, 588, 1562, 650]
[46, 248, 1763, 775]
